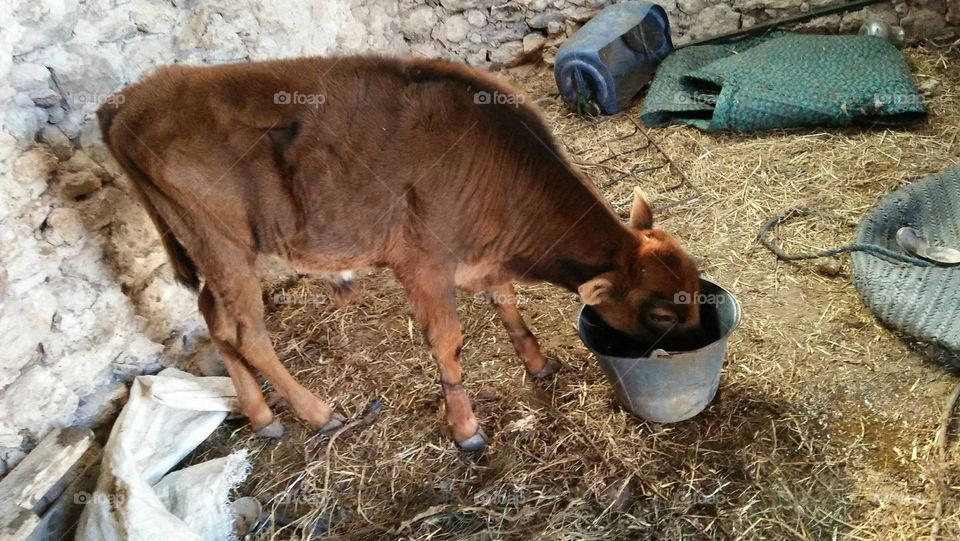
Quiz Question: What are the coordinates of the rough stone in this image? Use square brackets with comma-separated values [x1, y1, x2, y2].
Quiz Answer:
[733, 0, 770, 10]
[72, 381, 128, 430]
[44, 207, 87, 246]
[13, 147, 59, 185]
[130, 2, 178, 34]
[73, 184, 125, 231]
[795, 13, 842, 33]
[4, 104, 43, 148]
[466, 49, 489, 66]
[839, 4, 900, 32]
[439, 0, 494, 11]
[489, 40, 524, 66]
[189, 338, 228, 377]
[491, 3, 526, 23]
[465, 9, 487, 27]
[560, 5, 599, 22]
[677, 0, 707, 14]
[686, 3, 741, 41]
[519, 0, 550, 10]
[58, 170, 103, 199]
[8, 62, 52, 93]
[523, 32, 548, 53]
[44, 46, 124, 113]
[0, 449, 27, 478]
[815, 258, 843, 277]
[29, 88, 62, 108]
[439, 14, 471, 43]
[61, 150, 105, 177]
[528, 10, 566, 29]
[0, 366, 79, 441]
[0, 288, 57, 388]
[401, 5, 439, 40]
[889, 1, 908, 18]
[92, 4, 139, 42]
[10, 0, 82, 56]
[901, 7, 948, 38]
[40, 125, 74, 161]
[484, 24, 529, 44]
[134, 277, 203, 342]
[56, 110, 85, 141]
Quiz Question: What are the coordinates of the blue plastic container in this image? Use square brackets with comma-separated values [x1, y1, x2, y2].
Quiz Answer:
[555, 1, 674, 115]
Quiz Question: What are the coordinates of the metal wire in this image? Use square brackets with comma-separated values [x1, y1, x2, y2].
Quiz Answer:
[556, 112, 701, 214]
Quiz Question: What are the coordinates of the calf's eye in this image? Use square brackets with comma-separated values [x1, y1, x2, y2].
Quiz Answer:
[647, 306, 678, 325]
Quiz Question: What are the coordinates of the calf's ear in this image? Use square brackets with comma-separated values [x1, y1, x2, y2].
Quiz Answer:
[579, 275, 614, 305]
[628, 188, 654, 230]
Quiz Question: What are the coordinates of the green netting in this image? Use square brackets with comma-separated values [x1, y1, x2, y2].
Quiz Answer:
[640, 32, 928, 132]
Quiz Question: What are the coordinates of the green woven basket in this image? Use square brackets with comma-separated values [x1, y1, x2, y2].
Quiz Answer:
[851, 166, 960, 358]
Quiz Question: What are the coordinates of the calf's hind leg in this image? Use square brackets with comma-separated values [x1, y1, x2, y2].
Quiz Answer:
[200, 270, 343, 433]
[199, 286, 279, 435]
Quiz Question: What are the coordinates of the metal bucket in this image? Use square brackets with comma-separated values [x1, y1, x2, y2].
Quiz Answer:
[577, 278, 741, 423]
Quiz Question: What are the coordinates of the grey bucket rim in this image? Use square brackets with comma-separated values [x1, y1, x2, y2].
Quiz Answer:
[576, 277, 742, 363]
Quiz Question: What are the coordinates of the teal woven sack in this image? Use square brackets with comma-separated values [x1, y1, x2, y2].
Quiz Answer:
[640, 32, 927, 132]
[852, 166, 960, 358]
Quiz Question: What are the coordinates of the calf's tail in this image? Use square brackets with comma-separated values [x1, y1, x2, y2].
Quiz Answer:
[97, 97, 201, 291]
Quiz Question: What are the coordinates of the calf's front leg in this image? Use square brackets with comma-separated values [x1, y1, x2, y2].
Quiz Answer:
[486, 283, 561, 378]
[397, 264, 486, 451]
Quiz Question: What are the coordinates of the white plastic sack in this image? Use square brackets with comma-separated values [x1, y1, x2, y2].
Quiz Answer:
[76, 368, 249, 541]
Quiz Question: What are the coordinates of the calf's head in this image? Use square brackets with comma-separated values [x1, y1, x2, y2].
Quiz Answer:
[579, 189, 702, 345]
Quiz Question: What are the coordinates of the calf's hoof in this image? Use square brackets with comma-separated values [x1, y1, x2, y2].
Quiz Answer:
[317, 412, 347, 435]
[254, 419, 285, 439]
[329, 272, 356, 306]
[529, 357, 562, 379]
[455, 428, 489, 452]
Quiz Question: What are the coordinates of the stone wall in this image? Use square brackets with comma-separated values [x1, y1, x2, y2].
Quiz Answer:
[0, 0, 955, 476]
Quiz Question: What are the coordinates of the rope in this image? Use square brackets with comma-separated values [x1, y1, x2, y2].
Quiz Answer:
[575, 91, 600, 116]
[758, 206, 932, 267]
[572, 70, 601, 116]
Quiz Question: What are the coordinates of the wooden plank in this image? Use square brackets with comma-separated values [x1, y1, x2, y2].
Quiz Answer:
[0, 504, 40, 541]
[0, 427, 94, 541]
[27, 441, 103, 541]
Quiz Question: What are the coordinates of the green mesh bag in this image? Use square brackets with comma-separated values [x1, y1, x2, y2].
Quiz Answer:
[640, 32, 927, 132]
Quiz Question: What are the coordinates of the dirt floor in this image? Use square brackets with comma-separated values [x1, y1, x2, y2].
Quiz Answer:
[189, 42, 960, 540]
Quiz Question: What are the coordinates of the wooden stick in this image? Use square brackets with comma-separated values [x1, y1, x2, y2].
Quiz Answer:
[0, 427, 94, 541]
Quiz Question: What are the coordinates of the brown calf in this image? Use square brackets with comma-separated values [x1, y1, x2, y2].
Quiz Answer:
[97, 55, 700, 451]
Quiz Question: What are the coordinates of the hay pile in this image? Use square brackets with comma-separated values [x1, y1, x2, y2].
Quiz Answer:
[189, 42, 960, 540]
